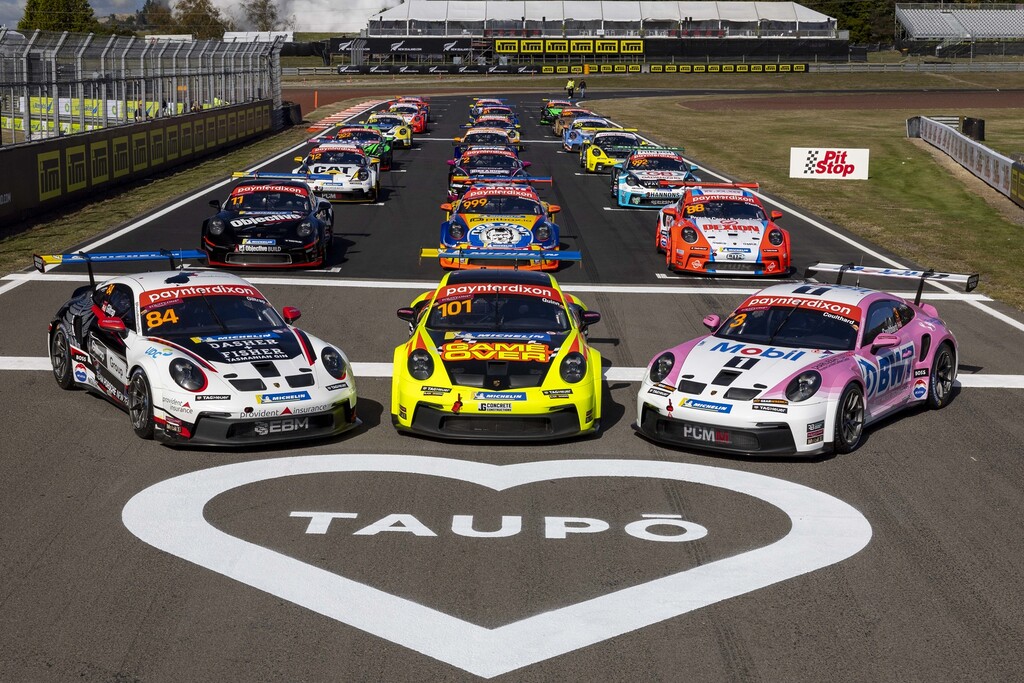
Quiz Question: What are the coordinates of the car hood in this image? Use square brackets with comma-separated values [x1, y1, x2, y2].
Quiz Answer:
[225, 212, 308, 237]
[671, 337, 838, 394]
[427, 329, 572, 390]
[460, 215, 540, 248]
[159, 328, 308, 367]
[692, 218, 768, 249]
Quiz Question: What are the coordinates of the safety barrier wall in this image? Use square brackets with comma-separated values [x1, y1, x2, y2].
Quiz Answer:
[0, 99, 273, 227]
[337, 62, 808, 75]
[907, 115, 1023, 208]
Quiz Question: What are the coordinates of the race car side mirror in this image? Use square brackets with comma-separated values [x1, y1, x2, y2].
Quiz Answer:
[690, 165, 699, 172]
[702, 314, 721, 331]
[523, 161, 533, 168]
[453, 137, 462, 143]
[282, 306, 301, 324]
[662, 206, 677, 217]
[440, 203, 453, 212]
[208, 199, 220, 209]
[870, 333, 900, 353]
[771, 210, 784, 220]
[397, 307, 417, 324]
[548, 205, 561, 214]
[446, 159, 456, 165]
[98, 316, 127, 334]
[581, 311, 601, 327]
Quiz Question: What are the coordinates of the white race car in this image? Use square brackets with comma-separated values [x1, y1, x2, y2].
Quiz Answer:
[39, 250, 359, 446]
[293, 144, 381, 202]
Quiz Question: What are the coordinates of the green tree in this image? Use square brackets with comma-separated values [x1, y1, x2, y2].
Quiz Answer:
[243, 0, 293, 32]
[173, 0, 233, 39]
[139, 0, 178, 33]
[18, 0, 98, 32]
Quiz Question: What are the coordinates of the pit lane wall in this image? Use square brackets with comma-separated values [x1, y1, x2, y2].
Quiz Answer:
[907, 115, 1024, 209]
[337, 62, 808, 75]
[0, 100, 273, 226]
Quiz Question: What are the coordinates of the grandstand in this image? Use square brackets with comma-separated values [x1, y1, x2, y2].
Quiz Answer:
[896, 4, 1024, 55]
[368, 1, 838, 39]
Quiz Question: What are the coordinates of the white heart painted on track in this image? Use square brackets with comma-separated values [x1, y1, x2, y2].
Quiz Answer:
[122, 455, 871, 678]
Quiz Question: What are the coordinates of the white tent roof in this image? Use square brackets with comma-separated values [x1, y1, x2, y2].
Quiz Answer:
[374, 1, 834, 25]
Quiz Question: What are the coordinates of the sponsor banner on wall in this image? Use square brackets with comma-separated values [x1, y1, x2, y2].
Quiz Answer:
[789, 147, 869, 180]
[916, 116, 1013, 197]
[363, 38, 473, 55]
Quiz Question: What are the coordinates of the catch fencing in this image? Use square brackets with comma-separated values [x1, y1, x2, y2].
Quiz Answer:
[0, 28, 283, 146]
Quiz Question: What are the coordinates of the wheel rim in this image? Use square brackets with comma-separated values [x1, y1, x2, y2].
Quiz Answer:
[933, 349, 954, 403]
[129, 375, 149, 429]
[840, 390, 864, 446]
[52, 332, 69, 380]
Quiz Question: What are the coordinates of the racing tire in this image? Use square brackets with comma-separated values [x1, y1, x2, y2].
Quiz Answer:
[832, 383, 865, 454]
[926, 343, 956, 410]
[128, 370, 155, 440]
[50, 328, 74, 390]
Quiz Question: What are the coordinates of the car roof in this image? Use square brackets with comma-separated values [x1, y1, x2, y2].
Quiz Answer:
[745, 281, 883, 308]
[445, 269, 554, 287]
[121, 269, 259, 294]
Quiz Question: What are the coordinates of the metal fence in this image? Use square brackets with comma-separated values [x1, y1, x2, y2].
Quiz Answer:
[0, 28, 283, 146]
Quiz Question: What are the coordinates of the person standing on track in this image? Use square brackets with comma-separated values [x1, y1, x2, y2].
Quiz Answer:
[565, 78, 575, 99]
[578, 79, 587, 99]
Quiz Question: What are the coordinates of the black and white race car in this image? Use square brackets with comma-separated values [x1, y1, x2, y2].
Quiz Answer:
[201, 175, 334, 268]
[36, 250, 360, 446]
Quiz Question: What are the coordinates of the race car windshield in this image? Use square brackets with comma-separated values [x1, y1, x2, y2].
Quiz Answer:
[372, 116, 403, 125]
[339, 130, 380, 142]
[307, 151, 365, 166]
[141, 295, 285, 336]
[687, 200, 766, 220]
[465, 156, 519, 170]
[465, 133, 508, 145]
[391, 106, 418, 114]
[716, 306, 857, 351]
[427, 294, 570, 332]
[629, 157, 688, 171]
[595, 135, 639, 148]
[458, 195, 542, 215]
[230, 191, 311, 212]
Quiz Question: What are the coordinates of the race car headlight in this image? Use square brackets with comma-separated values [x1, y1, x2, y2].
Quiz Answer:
[592, 147, 604, 157]
[767, 228, 785, 246]
[535, 224, 551, 241]
[649, 352, 675, 384]
[355, 169, 369, 181]
[169, 358, 206, 392]
[408, 349, 434, 381]
[682, 227, 699, 244]
[559, 352, 587, 384]
[208, 218, 226, 236]
[320, 346, 348, 380]
[625, 174, 639, 187]
[448, 223, 465, 240]
[398, 127, 409, 136]
[296, 220, 314, 237]
[785, 371, 821, 402]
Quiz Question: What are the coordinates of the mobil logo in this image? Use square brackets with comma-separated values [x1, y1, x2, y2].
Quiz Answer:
[710, 342, 805, 361]
[857, 342, 915, 397]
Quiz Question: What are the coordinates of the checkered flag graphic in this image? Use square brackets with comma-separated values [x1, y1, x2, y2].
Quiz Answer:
[803, 150, 819, 174]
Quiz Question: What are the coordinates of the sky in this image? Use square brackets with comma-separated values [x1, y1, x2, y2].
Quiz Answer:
[0, 0, 399, 35]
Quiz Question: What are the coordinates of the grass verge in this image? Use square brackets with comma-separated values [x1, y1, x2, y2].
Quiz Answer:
[0, 97, 376, 278]
[587, 95, 1024, 310]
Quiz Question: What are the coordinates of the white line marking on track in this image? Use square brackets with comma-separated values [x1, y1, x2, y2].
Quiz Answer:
[603, 207, 632, 211]
[1, 272, 996, 301]
[4, 356, 1021, 387]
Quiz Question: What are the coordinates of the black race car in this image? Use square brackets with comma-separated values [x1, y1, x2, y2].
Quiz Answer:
[201, 175, 334, 268]
[446, 147, 533, 200]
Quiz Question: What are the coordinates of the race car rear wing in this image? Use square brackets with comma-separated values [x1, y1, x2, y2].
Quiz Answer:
[421, 248, 581, 267]
[33, 249, 207, 285]
[231, 171, 337, 182]
[451, 175, 553, 186]
[629, 146, 688, 155]
[575, 126, 638, 134]
[804, 262, 980, 306]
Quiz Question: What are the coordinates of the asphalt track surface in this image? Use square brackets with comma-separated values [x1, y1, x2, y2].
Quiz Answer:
[2, 92, 1024, 681]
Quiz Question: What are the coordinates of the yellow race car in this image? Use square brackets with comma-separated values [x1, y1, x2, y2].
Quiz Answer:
[359, 112, 413, 149]
[391, 262, 603, 441]
[581, 130, 647, 173]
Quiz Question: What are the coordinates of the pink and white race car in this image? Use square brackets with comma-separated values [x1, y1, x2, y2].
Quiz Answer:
[636, 263, 979, 456]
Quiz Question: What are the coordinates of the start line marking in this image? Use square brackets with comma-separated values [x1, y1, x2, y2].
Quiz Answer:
[4, 357, 1022, 388]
